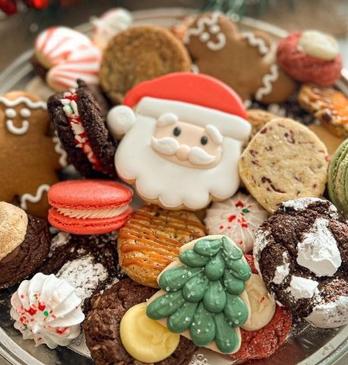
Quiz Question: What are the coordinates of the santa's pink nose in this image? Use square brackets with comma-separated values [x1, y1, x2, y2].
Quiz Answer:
[176, 145, 190, 161]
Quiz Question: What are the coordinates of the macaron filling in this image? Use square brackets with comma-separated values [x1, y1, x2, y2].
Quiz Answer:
[57, 204, 130, 219]
[60, 90, 103, 172]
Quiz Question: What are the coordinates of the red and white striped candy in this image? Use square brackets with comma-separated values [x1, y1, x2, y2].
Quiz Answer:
[35, 27, 102, 91]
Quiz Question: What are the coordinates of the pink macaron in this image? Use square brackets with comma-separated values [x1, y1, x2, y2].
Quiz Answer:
[48, 180, 133, 234]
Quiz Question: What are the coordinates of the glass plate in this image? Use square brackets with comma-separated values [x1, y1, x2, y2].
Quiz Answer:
[0, 7, 347, 365]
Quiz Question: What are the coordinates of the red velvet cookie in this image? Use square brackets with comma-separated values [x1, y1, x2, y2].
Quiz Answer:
[277, 31, 342, 86]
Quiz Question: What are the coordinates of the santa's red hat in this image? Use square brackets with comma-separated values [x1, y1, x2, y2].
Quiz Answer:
[108, 73, 251, 142]
[124, 72, 247, 118]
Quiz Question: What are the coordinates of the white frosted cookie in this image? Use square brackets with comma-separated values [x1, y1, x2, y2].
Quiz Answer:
[204, 192, 268, 252]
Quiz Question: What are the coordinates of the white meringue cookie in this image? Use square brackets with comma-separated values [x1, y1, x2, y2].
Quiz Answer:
[10, 273, 84, 349]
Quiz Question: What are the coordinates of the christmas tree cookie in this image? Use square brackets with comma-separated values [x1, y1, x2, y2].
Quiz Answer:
[146, 235, 252, 354]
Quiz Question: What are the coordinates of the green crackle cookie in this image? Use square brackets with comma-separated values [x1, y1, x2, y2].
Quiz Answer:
[146, 235, 251, 354]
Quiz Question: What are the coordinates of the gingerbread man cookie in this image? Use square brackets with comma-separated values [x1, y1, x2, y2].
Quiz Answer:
[184, 12, 295, 104]
[0, 91, 64, 217]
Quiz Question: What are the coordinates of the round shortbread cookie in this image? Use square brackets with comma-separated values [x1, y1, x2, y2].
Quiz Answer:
[239, 118, 329, 213]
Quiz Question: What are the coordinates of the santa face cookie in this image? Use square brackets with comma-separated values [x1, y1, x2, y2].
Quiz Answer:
[184, 12, 295, 104]
[107, 73, 251, 210]
[0, 91, 63, 217]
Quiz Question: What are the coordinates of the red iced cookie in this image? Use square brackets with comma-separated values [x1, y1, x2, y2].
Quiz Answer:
[277, 31, 342, 86]
[48, 179, 133, 234]
[234, 255, 293, 362]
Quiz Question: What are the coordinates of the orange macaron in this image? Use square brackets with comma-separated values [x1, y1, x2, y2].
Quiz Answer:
[48, 179, 133, 234]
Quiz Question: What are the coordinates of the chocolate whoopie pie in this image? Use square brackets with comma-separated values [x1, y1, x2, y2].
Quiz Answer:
[84, 278, 197, 365]
[48, 79, 116, 178]
[0, 202, 50, 289]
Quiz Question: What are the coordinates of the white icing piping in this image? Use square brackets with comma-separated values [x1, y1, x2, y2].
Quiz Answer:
[255, 64, 279, 101]
[184, 12, 226, 51]
[20, 184, 50, 210]
[0, 96, 47, 109]
[241, 32, 269, 55]
[53, 134, 68, 167]
[6, 120, 29, 135]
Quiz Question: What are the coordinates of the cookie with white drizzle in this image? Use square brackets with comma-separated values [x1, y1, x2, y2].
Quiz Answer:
[184, 12, 295, 104]
[0, 91, 64, 218]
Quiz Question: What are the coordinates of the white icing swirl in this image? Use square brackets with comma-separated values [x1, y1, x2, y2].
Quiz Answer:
[57, 204, 129, 219]
[10, 273, 84, 349]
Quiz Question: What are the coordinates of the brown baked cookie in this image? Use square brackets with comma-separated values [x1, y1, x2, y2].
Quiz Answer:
[100, 25, 192, 104]
[0, 202, 50, 289]
[118, 205, 206, 287]
[239, 118, 329, 213]
[84, 278, 197, 365]
[247, 109, 277, 137]
[298, 83, 348, 138]
[184, 13, 295, 103]
[0, 91, 64, 217]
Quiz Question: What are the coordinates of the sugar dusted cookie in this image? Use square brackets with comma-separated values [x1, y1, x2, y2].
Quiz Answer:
[277, 31, 342, 86]
[254, 198, 348, 328]
[33, 27, 102, 91]
[118, 205, 206, 288]
[184, 12, 295, 103]
[205, 192, 268, 253]
[299, 83, 348, 138]
[100, 25, 191, 104]
[239, 118, 329, 213]
[0, 91, 63, 217]
[107, 73, 251, 210]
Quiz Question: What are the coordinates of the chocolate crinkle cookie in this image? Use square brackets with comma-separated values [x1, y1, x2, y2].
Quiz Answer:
[254, 197, 348, 328]
[39, 231, 124, 312]
[84, 278, 197, 365]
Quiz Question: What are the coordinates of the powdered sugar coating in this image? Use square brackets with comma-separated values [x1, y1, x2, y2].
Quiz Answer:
[297, 218, 341, 277]
[57, 256, 108, 302]
[306, 295, 348, 328]
[272, 252, 290, 285]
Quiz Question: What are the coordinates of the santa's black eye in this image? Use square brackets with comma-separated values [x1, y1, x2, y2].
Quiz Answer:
[200, 136, 208, 145]
[173, 127, 181, 137]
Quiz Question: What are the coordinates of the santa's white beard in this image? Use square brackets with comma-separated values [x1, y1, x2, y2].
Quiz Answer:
[115, 115, 242, 210]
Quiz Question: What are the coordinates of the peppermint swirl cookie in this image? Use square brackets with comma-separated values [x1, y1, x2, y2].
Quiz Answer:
[205, 192, 268, 253]
[254, 198, 348, 328]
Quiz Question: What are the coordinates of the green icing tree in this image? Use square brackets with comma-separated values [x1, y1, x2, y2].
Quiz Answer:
[147, 235, 251, 354]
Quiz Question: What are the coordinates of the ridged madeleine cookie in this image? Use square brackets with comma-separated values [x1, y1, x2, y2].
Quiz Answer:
[118, 205, 206, 287]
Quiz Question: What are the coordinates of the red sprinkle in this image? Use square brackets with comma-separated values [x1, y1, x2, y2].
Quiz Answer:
[38, 303, 46, 311]
[228, 215, 236, 222]
[25, 307, 37, 316]
[235, 200, 244, 208]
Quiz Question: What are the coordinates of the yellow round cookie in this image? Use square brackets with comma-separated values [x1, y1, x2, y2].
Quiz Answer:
[120, 302, 180, 363]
